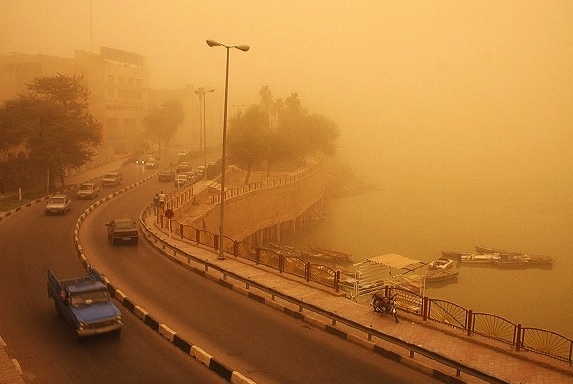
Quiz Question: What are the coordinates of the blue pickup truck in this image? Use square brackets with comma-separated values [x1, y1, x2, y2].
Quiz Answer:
[48, 268, 123, 340]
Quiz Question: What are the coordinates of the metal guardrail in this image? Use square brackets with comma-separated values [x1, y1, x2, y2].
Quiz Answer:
[140, 214, 510, 384]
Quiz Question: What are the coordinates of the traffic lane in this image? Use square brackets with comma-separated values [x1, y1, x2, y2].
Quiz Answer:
[0, 190, 226, 384]
[81, 178, 442, 384]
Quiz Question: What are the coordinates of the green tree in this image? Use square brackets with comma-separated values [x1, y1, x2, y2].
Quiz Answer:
[141, 99, 184, 154]
[227, 87, 339, 182]
[0, 74, 102, 189]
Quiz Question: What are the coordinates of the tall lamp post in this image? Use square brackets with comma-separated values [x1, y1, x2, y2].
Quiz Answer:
[195, 87, 214, 180]
[206, 39, 250, 260]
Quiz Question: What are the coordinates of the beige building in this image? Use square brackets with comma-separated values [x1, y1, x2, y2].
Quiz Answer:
[0, 47, 186, 158]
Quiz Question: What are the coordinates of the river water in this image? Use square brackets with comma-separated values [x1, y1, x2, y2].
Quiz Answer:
[282, 177, 573, 339]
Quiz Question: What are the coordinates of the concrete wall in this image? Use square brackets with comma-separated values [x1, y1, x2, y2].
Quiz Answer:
[192, 165, 329, 242]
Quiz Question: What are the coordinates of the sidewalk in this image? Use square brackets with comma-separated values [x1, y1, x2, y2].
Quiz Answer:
[142, 212, 573, 384]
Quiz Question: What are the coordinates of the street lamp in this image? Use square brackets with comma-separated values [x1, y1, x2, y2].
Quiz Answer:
[206, 39, 249, 260]
[195, 87, 214, 180]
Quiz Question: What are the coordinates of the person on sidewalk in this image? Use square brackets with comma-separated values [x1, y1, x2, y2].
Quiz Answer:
[158, 190, 166, 211]
[153, 193, 159, 215]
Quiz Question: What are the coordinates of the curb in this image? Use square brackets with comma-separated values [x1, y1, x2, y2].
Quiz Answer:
[73, 175, 257, 384]
[143, 225, 465, 384]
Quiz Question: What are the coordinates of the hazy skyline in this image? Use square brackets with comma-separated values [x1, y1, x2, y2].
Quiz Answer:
[2, 1, 572, 192]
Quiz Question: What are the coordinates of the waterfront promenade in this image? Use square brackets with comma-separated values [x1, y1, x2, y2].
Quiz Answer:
[2, 159, 573, 383]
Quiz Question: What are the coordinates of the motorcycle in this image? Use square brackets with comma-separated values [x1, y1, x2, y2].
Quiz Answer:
[371, 291, 399, 323]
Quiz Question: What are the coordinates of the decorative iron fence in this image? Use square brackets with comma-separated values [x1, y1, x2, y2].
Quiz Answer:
[378, 286, 573, 365]
[148, 166, 573, 366]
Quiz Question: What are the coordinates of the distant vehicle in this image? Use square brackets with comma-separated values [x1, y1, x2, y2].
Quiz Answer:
[158, 169, 174, 182]
[106, 218, 139, 245]
[136, 155, 159, 166]
[144, 157, 159, 169]
[174, 174, 188, 188]
[76, 182, 100, 200]
[101, 172, 123, 187]
[176, 162, 191, 173]
[48, 268, 123, 340]
[45, 194, 72, 215]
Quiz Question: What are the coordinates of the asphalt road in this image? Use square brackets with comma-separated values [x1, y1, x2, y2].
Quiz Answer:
[0, 159, 441, 384]
[78, 164, 442, 384]
[0, 165, 226, 384]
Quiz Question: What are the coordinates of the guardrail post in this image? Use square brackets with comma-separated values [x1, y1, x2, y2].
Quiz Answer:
[334, 270, 340, 292]
[467, 310, 473, 336]
[515, 323, 522, 352]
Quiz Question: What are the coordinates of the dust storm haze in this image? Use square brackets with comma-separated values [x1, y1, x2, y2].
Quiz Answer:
[2, 1, 572, 213]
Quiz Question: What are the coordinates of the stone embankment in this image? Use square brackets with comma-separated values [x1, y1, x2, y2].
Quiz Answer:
[176, 163, 330, 242]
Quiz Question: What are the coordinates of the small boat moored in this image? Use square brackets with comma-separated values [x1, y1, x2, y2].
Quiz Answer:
[425, 269, 459, 283]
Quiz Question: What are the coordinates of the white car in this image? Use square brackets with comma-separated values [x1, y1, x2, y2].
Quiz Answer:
[76, 182, 100, 199]
[45, 194, 72, 215]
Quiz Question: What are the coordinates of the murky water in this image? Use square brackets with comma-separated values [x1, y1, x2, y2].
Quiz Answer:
[282, 182, 573, 338]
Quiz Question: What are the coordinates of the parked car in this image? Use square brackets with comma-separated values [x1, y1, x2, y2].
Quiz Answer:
[174, 174, 188, 188]
[158, 169, 174, 182]
[76, 182, 100, 199]
[45, 194, 72, 215]
[106, 218, 139, 245]
[102, 172, 123, 187]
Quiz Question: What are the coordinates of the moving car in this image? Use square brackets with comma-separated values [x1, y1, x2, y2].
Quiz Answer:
[45, 194, 72, 215]
[76, 182, 100, 199]
[144, 157, 159, 169]
[106, 218, 139, 245]
[48, 268, 123, 340]
[101, 172, 123, 187]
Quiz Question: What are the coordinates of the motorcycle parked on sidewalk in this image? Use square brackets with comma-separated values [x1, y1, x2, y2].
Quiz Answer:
[371, 291, 399, 323]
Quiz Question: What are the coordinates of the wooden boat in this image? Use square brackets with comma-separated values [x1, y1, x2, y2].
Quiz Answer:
[474, 246, 520, 256]
[308, 245, 354, 263]
[425, 269, 459, 283]
[428, 258, 455, 270]
[493, 257, 529, 269]
[519, 255, 554, 266]
[476, 246, 554, 267]
[460, 253, 500, 264]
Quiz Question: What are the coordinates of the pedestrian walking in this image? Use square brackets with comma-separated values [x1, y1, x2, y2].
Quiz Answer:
[153, 193, 159, 215]
[158, 190, 166, 210]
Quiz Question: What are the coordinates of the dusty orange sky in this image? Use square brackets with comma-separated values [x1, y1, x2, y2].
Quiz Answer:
[2, 1, 572, 190]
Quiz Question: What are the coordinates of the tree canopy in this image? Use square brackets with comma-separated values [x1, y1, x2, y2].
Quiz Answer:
[141, 99, 184, 154]
[0, 73, 102, 189]
[228, 87, 339, 183]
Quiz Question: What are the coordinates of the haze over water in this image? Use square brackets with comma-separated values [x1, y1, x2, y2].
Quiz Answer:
[284, 180, 573, 338]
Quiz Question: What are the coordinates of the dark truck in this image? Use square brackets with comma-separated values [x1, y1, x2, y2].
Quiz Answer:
[48, 268, 123, 340]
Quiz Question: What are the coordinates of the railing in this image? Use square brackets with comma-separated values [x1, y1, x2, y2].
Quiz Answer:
[154, 169, 573, 367]
[138, 215, 510, 384]
[156, 209, 341, 291]
[381, 286, 573, 365]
